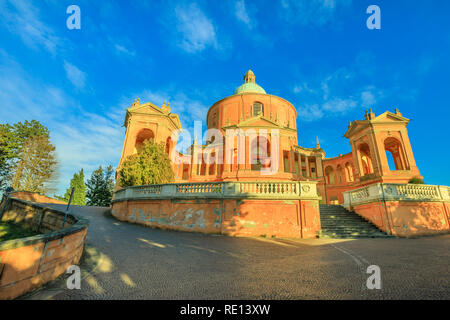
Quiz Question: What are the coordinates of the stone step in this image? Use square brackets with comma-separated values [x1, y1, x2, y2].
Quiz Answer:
[321, 226, 382, 231]
[318, 205, 391, 239]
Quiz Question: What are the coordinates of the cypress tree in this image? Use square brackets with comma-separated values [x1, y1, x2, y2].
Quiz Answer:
[86, 165, 115, 207]
[64, 169, 86, 205]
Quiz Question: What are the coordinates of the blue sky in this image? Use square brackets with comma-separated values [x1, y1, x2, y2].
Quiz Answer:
[0, 0, 449, 195]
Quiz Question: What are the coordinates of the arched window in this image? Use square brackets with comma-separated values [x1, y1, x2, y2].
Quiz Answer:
[252, 102, 263, 117]
[250, 136, 271, 171]
[345, 162, 354, 182]
[336, 165, 345, 184]
[358, 143, 373, 176]
[208, 152, 215, 175]
[384, 137, 406, 170]
[325, 166, 335, 184]
[134, 129, 154, 154]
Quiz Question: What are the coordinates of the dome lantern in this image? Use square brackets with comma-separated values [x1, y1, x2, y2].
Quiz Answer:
[234, 69, 266, 95]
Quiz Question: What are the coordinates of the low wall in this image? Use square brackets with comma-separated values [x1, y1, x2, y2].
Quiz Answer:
[0, 198, 89, 300]
[343, 183, 450, 237]
[112, 181, 321, 239]
[9, 191, 67, 204]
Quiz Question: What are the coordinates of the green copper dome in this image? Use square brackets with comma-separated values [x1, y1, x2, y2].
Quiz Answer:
[233, 69, 267, 95]
[234, 82, 267, 95]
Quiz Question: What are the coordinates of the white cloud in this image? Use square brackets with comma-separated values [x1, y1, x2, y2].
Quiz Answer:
[279, 0, 351, 27]
[361, 90, 376, 106]
[0, 0, 60, 53]
[174, 3, 218, 53]
[235, 0, 255, 29]
[63, 61, 86, 89]
[114, 43, 136, 57]
[293, 65, 381, 121]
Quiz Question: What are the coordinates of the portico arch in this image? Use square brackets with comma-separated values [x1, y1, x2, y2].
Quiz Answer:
[325, 166, 336, 184]
[134, 129, 154, 154]
[358, 143, 373, 176]
[384, 137, 407, 170]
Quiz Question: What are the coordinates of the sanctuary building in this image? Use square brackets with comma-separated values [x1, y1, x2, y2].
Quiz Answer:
[112, 70, 449, 239]
[117, 70, 422, 204]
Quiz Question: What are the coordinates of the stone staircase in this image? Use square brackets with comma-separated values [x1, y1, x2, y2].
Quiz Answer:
[319, 204, 393, 239]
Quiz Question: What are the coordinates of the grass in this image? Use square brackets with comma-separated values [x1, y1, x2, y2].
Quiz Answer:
[0, 222, 39, 242]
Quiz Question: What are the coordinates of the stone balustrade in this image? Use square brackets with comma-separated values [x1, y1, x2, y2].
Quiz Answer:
[113, 181, 320, 202]
[343, 183, 450, 208]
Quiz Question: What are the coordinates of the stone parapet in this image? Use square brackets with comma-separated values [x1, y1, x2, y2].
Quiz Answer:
[0, 198, 89, 300]
[112, 181, 321, 239]
[342, 183, 450, 237]
[343, 183, 450, 208]
[113, 181, 320, 202]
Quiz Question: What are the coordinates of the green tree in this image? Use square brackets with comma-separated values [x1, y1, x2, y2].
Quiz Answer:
[119, 140, 174, 187]
[11, 135, 58, 194]
[86, 165, 115, 206]
[64, 169, 86, 205]
[0, 120, 51, 192]
[0, 124, 14, 190]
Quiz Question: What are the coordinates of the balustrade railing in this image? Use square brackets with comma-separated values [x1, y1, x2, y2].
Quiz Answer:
[343, 183, 450, 208]
[238, 182, 299, 195]
[113, 181, 318, 201]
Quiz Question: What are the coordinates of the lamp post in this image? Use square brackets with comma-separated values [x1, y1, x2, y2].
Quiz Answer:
[62, 187, 75, 228]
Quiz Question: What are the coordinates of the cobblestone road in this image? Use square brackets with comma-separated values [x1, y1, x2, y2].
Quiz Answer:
[33, 205, 450, 300]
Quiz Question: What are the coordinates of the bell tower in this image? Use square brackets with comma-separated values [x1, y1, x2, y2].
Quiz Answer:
[344, 109, 422, 184]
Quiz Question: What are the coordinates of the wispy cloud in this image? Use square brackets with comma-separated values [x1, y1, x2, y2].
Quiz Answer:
[64, 61, 86, 89]
[0, 0, 60, 53]
[235, 0, 255, 29]
[279, 0, 351, 27]
[114, 43, 136, 57]
[173, 3, 218, 53]
[293, 65, 383, 121]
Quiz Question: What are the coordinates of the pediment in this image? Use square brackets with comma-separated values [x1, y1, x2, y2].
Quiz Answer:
[344, 111, 410, 138]
[225, 116, 282, 129]
[128, 102, 166, 115]
[372, 111, 410, 123]
[124, 102, 182, 129]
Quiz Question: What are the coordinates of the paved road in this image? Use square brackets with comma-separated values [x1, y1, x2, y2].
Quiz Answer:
[34, 204, 450, 299]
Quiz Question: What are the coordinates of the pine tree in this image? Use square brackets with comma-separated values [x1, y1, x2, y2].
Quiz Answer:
[64, 169, 86, 205]
[119, 140, 174, 187]
[86, 165, 115, 207]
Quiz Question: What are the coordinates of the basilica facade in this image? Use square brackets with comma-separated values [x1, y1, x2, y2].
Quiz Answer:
[117, 69, 422, 205]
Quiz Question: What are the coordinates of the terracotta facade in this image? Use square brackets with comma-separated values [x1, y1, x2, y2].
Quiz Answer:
[117, 70, 423, 205]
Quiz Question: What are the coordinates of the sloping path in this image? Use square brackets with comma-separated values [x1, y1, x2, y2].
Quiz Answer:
[26, 204, 450, 299]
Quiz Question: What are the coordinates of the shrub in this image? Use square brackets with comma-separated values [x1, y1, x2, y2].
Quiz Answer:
[408, 177, 425, 184]
[119, 139, 174, 187]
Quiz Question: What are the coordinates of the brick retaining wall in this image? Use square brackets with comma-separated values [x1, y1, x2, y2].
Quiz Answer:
[0, 198, 89, 300]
